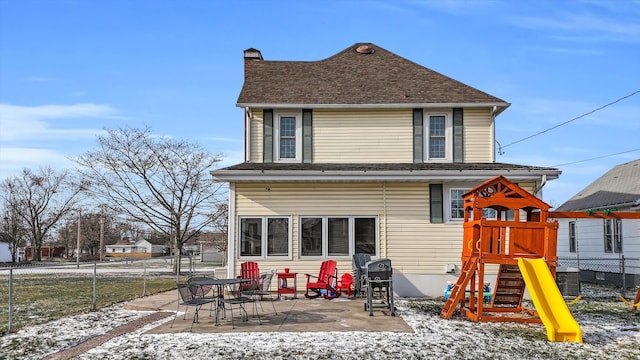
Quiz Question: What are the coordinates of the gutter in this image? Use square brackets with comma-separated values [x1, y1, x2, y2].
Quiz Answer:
[236, 102, 511, 110]
[211, 169, 561, 182]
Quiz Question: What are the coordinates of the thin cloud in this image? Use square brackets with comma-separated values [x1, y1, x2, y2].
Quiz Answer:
[0, 103, 118, 142]
[0, 147, 73, 179]
[507, 7, 640, 44]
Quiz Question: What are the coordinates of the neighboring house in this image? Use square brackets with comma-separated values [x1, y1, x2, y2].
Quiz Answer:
[211, 43, 561, 297]
[0, 232, 13, 262]
[105, 238, 167, 258]
[0, 238, 11, 262]
[24, 246, 65, 261]
[556, 159, 640, 286]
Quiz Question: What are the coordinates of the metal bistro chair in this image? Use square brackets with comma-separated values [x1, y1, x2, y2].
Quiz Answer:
[187, 275, 218, 316]
[364, 258, 396, 316]
[251, 270, 277, 315]
[171, 282, 216, 331]
[222, 280, 262, 329]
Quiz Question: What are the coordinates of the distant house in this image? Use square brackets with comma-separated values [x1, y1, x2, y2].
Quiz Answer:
[0, 235, 11, 262]
[105, 238, 167, 258]
[24, 246, 65, 261]
[556, 159, 640, 286]
[211, 43, 561, 297]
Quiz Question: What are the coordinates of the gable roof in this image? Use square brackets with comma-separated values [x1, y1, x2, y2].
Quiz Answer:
[556, 159, 640, 211]
[237, 43, 510, 112]
[463, 175, 551, 211]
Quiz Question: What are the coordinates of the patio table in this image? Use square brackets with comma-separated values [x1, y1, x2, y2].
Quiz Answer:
[190, 278, 251, 325]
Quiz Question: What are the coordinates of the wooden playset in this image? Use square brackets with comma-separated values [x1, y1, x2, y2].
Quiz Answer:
[441, 175, 640, 325]
[440, 175, 556, 323]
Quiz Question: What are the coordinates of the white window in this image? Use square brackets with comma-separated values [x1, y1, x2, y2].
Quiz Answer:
[569, 221, 577, 253]
[425, 111, 452, 161]
[274, 112, 301, 162]
[300, 216, 377, 258]
[449, 188, 497, 221]
[239, 217, 291, 258]
[604, 219, 622, 253]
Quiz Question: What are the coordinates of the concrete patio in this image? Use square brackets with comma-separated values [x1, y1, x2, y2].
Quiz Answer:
[125, 290, 412, 334]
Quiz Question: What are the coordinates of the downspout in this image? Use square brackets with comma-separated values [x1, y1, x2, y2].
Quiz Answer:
[226, 183, 236, 278]
[490, 106, 497, 162]
[383, 182, 387, 258]
[534, 174, 547, 199]
[244, 108, 251, 162]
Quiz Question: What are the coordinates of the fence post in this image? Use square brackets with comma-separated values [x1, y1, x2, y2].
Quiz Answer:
[8, 267, 13, 333]
[621, 255, 626, 298]
[92, 263, 97, 310]
[142, 260, 147, 296]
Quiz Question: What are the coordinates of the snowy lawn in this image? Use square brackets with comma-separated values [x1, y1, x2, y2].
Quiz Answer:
[1, 284, 638, 360]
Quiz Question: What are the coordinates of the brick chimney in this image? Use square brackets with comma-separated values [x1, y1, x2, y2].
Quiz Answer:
[243, 48, 262, 77]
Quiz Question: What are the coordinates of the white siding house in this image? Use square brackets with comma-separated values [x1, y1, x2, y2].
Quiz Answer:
[556, 159, 640, 286]
[0, 241, 11, 263]
[105, 238, 166, 258]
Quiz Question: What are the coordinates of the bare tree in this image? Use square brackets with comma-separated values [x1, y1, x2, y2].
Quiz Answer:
[0, 167, 83, 261]
[55, 209, 130, 259]
[74, 126, 224, 273]
[211, 202, 228, 253]
[1, 203, 27, 263]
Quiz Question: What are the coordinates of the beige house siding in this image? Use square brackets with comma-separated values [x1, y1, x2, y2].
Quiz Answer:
[464, 107, 493, 162]
[313, 109, 413, 163]
[232, 181, 466, 280]
[249, 109, 264, 163]
[247, 107, 496, 164]
[383, 182, 463, 275]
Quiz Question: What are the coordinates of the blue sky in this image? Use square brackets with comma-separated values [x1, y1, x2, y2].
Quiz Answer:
[1, 0, 639, 208]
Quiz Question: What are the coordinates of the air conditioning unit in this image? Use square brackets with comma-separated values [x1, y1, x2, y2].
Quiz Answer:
[556, 267, 580, 297]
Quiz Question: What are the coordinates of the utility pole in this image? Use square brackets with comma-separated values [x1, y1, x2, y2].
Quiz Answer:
[99, 216, 104, 262]
[76, 210, 81, 269]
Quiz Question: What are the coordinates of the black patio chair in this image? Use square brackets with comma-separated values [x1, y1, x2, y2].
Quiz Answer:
[353, 253, 372, 297]
[171, 282, 216, 331]
[222, 281, 262, 329]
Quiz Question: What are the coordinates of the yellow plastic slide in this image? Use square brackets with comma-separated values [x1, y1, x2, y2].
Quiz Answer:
[517, 258, 583, 343]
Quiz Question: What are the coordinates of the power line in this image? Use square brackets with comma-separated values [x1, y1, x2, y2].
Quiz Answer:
[499, 89, 640, 152]
[552, 148, 640, 167]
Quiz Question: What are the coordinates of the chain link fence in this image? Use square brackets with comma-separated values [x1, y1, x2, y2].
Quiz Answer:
[0, 256, 225, 334]
[557, 256, 640, 297]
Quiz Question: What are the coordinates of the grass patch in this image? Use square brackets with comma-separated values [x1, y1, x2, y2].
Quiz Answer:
[0, 274, 175, 335]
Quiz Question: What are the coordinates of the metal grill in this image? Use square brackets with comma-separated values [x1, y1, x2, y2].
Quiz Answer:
[364, 258, 395, 316]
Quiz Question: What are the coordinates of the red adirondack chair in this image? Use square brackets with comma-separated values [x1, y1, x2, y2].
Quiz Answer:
[238, 261, 260, 292]
[304, 260, 340, 299]
[336, 273, 354, 297]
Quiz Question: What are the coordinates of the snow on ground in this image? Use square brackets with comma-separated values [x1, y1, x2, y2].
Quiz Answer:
[1, 284, 638, 360]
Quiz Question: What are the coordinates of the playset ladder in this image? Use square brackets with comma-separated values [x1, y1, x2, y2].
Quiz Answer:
[492, 264, 525, 307]
[441, 257, 478, 319]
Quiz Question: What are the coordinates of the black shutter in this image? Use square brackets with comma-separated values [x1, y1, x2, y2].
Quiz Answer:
[413, 109, 423, 163]
[430, 184, 444, 223]
[453, 108, 463, 163]
[302, 109, 313, 163]
[263, 109, 273, 163]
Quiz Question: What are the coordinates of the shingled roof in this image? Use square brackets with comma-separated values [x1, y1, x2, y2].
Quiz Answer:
[237, 43, 510, 111]
[556, 159, 640, 211]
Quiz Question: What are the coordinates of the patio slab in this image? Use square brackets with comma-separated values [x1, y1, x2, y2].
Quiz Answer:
[125, 290, 412, 334]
